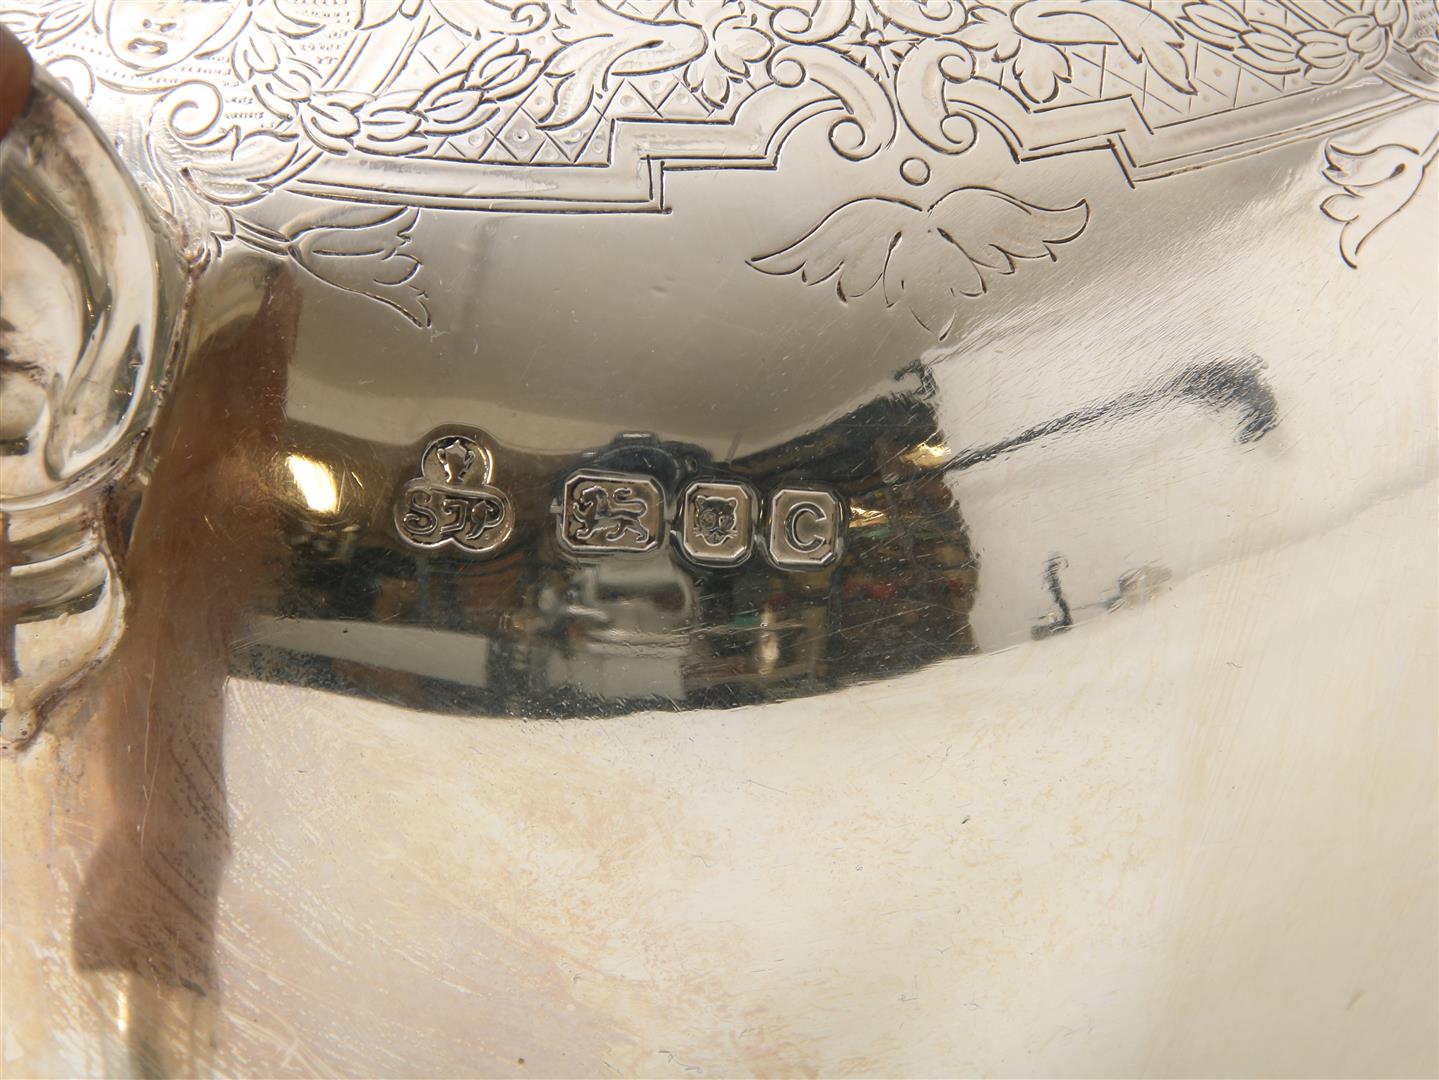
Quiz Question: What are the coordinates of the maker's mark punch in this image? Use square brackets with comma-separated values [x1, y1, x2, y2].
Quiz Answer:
[395, 433, 514, 557]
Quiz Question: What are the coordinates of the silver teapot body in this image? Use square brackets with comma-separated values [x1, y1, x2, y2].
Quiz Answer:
[1, 1, 1436, 1075]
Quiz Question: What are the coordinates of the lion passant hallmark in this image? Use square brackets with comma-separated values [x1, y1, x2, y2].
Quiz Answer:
[559, 470, 665, 555]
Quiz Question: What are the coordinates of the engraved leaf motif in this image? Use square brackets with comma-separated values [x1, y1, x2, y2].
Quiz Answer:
[235, 31, 282, 82]
[32, 0, 90, 48]
[411, 72, 499, 137]
[957, 0, 1193, 102]
[543, 5, 707, 129]
[466, 36, 544, 101]
[355, 0, 424, 30]
[682, 5, 773, 107]
[297, 95, 361, 153]
[1177, 0, 1249, 48]
[291, 208, 431, 327]
[1011, 38, 1070, 102]
[1010, 0, 1195, 94]
[1321, 135, 1439, 266]
[751, 189, 1090, 337]
[1295, 30, 1358, 84]
[1230, 19, 1304, 75]
[353, 93, 428, 156]
[184, 129, 304, 205]
[956, 7, 1023, 58]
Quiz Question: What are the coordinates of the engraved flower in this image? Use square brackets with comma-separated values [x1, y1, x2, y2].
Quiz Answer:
[830, 13, 918, 83]
[680, 1, 773, 108]
[957, 6, 1070, 103]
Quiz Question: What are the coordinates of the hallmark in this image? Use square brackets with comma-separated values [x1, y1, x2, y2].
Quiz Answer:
[769, 489, 843, 570]
[679, 480, 756, 567]
[560, 471, 664, 555]
[394, 433, 514, 557]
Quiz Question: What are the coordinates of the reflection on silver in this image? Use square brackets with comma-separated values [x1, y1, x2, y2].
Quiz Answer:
[2, 1, 1437, 1077]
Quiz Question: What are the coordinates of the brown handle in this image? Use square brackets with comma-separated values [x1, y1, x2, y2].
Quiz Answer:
[0, 24, 35, 142]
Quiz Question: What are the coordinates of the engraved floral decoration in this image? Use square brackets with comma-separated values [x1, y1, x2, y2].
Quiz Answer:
[955, 1, 1191, 104]
[1321, 131, 1439, 264]
[2, 0, 1434, 331]
[681, 1, 773, 107]
[1176, 0, 1438, 263]
[1181, 0, 1410, 85]
[751, 188, 1089, 337]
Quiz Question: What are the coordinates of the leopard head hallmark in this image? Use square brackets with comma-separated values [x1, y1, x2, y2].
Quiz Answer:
[695, 496, 737, 545]
[394, 432, 514, 557]
[679, 480, 757, 566]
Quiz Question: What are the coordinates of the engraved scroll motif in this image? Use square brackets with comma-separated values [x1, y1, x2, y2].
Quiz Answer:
[395, 434, 514, 555]
[4, 0, 1435, 332]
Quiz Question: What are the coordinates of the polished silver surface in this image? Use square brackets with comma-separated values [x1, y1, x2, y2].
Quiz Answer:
[1, 0, 1437, 1076]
